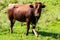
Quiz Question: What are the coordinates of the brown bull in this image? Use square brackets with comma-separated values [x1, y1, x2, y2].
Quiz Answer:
[7, 2, 45, 37]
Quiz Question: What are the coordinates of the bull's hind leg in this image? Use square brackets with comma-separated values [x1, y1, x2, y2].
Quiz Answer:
[9, 19, 15, 33]
[26, 18, 30, 35]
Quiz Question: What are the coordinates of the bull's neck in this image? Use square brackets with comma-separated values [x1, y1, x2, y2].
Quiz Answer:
[38, 8, 42, 18]
[38, 8, 42, 13]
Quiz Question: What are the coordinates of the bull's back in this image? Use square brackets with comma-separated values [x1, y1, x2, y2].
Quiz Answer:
[13, 6, 32, 22]
[7, 4, 34, 22]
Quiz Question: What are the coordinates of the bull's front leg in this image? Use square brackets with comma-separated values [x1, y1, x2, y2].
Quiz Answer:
[32, 23, 38, 37]
[26, 18, 30, 35]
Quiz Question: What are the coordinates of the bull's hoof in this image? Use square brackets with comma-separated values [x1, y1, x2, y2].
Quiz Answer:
[32, 29, 38, 37]
[10, 30, 13, 34]
[25, 32, 28, 36]
[32, 30, 34, 34]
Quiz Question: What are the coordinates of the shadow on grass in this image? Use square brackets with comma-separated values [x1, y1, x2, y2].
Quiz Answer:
[38, 31, 60, 39]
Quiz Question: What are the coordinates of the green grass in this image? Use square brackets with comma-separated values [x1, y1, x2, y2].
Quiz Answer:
[0, 0, 60, 40]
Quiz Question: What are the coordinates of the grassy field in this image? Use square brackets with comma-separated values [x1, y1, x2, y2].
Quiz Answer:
[0, 0, 60, 40]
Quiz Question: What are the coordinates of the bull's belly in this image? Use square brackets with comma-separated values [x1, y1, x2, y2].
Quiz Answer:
[17, 18, 26, 22]
[14, 16, 26, 22]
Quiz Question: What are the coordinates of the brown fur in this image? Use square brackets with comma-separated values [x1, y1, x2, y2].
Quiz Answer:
[7, 2, 45, 36]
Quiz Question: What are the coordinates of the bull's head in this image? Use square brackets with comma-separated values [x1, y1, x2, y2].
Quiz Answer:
[34, 2, 45, 15]
[34, 2, 45, 22]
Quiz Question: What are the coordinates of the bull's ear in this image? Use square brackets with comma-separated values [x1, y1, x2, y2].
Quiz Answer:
[42, 5, 45, 8]
[29, 5, 34, 8]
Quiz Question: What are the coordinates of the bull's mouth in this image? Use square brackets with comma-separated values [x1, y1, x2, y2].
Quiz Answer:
[35, 13, 39, 17]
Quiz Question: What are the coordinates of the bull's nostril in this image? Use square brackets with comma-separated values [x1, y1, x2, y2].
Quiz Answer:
[35, 13, 39, 17]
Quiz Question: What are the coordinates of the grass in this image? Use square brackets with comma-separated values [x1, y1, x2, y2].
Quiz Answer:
[0, 0, 60, 40]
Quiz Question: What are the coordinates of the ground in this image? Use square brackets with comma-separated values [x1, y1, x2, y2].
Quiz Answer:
[0, 0, 60, 40]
